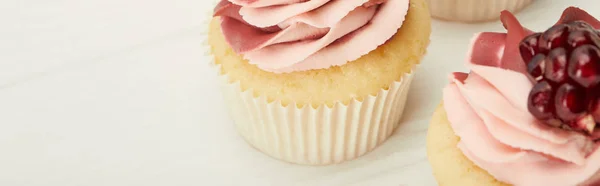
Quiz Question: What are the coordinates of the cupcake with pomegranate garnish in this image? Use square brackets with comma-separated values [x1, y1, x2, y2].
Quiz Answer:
[207, 0, 431, 165]
[426, 0, 534, 23]
[427, 7, 600, 185]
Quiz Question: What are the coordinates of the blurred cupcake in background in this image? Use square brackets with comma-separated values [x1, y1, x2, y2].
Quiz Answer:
[426, 0, 534, 22]
[427, 7, 600, 185]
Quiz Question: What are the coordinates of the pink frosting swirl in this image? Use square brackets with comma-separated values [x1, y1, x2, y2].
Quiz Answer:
[213, 0, 409, 73]
[443, 8, 600, 186]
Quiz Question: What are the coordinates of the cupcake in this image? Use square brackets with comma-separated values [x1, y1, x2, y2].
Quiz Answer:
[426, 0, 534, 22]
[427, 7, 600, 185]
[207, 0, 431, 165]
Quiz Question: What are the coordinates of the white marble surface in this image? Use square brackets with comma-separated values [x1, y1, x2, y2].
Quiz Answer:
[2, 0, 599, 185]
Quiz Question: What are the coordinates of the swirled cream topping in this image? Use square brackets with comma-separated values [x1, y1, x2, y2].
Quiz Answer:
[213, 0, 409, 73]
[444, 8, 600, 186]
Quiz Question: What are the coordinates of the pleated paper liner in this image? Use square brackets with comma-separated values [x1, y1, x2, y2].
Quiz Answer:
[201, 1, 416, 165]
[426, 0, 534, 22]
[213, 63, 415, 165]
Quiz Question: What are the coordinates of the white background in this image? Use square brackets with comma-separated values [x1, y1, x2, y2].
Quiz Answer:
[1, 0, 599, 185]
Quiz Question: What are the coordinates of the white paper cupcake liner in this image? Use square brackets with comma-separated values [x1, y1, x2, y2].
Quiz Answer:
[220, 68, 414, 165]
[426, 0, 534, 22]
[201, 2, 416, 165]
[214, 66, 414, 165]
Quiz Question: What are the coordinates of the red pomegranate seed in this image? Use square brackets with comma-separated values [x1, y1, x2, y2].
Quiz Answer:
[555, 83, 588, 122]
[568, 45, 600, 88]
[528, 54, 547, 81]
[539, 24, 570, 52]
[567, 30, 600, 49]
[520, 33, 542, 63]
[528, 81, 555, 120]
[544, 48, 569, 83]
[569, 21, 595, 30]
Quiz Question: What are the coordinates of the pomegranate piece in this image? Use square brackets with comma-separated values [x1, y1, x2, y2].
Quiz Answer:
[545, 48, 568, 83]
[568, 45, 600, 88]
[555, 83, 587, 122]
[520, 20, 600, 134]
[528, 81, 555, 120]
